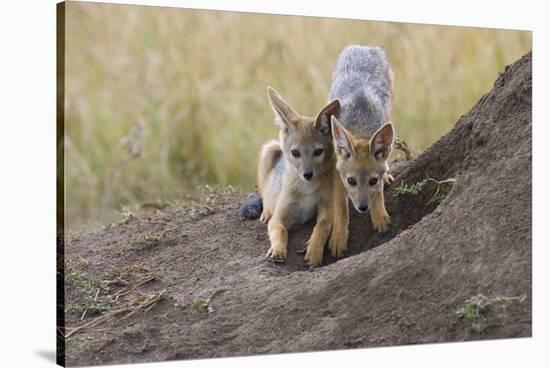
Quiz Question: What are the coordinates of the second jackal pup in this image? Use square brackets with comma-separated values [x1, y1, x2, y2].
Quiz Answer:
[254, 87, 348, 267]
[329, 45, 396, 233]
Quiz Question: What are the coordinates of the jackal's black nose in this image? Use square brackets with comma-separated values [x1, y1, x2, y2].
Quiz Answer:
[358, 204, 368, 212]
[303, 171, 313, 180]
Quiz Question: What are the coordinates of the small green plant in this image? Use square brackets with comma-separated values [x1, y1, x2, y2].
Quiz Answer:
[191, 289, 227, 315]
[66, 271, 82, 283]
[187, 204, 214, 220]
[65, 255, 89, 273]
[121, 226, 178, 254]
[191, 298, 212, 313]
[66, 271, 101, 293]
[62, 303, 79, 313]
[456, 294, 491, 333]
[394, 177, 457, 205]
[123, 234, 162, 252]
[82, 294, 117, 314]
[431, 192, 446, 205]
[66, 337, 90, 353]
[394, 180, 427, 196]
[457, 293, 527, 333]
[65, 269, 117, 317]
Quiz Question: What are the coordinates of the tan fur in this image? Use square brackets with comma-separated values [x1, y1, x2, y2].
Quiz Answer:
[258, 87, 348, 267]
[257, 139, 281, 223]
[370, 184, 390, 232]
[331, 116, 394, 233]
[328, 171, 349, 258]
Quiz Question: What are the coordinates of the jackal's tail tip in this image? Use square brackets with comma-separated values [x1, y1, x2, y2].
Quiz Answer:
[240, 192, 263, 220]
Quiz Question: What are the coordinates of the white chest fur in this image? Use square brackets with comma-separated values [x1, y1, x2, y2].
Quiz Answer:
[287, 180, 320, 226]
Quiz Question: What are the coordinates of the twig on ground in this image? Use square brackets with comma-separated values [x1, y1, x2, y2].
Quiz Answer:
[102, 277, 130, 287]
[80, 288, 101, 321]
[426, 177, 457, 205]
[114, 274, 157, 300]
[158, 226, 178, 239]
[64, 308, 129, 338]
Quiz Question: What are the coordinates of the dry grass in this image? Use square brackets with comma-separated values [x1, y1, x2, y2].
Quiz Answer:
[62, 289, 165, 338]
[61, 264, 164, 339]
[63, 2, 531, 230]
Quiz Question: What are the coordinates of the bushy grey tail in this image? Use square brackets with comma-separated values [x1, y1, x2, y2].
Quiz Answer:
[240, 192, 263, 219]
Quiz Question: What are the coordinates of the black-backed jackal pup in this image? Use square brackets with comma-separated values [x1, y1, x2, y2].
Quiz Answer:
[329, 45, 396, 233]
[256, 87, 349, 267]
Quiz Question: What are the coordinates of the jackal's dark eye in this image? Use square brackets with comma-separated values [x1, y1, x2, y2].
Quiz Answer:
[291, 149, 300, 158]
[369, 177, 378, 186]
[313, 148, 324, 156]
[347, 177, 357, 186]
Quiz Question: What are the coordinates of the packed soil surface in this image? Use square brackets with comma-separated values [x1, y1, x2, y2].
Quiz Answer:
[60, 52, 532, 367]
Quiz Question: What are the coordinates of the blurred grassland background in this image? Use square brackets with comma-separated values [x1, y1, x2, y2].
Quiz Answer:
[63, 2, 531, 231]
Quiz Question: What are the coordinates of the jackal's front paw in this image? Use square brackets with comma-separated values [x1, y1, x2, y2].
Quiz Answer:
[372, 212, 391, 233]
[328, 229, 348, 258]
[304, 240, 324, 269]
[260, 209, 272, 224]
[266, 244, 287, 262]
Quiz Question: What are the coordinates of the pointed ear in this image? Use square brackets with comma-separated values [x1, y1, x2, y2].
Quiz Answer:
[315, 99, 341, 135]
[370, 122, 394, 160]
[266, 86, 299, 130]
[331, 116, 354, 158]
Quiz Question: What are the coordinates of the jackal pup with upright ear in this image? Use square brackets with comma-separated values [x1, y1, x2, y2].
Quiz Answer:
[329, 45, 396, 233]
[245, 87, 348, 267]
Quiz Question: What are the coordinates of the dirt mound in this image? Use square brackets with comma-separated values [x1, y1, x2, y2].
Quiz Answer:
[61, 52, 532, 366]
